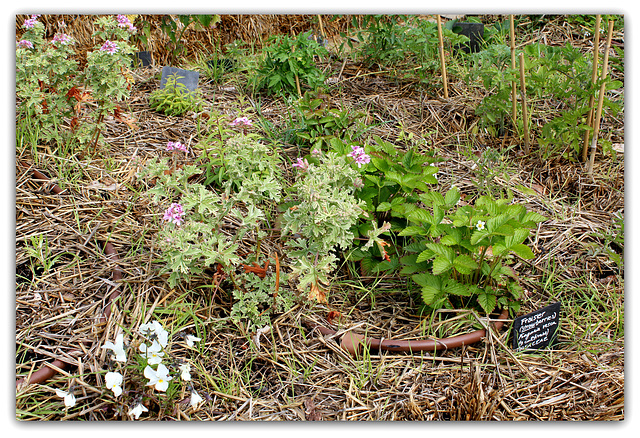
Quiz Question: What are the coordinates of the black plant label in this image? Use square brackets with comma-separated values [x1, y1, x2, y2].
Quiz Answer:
[512, 302, 561, 351]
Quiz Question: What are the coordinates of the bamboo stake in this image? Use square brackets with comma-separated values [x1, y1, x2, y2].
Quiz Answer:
[518, 52, 530, 154]
[588, 20, 615, 175]
[291, 44, 302, 97]
[582, 15, 601, 162]
[436, 15, 449, 99]
[317, 15, 326, 39]
[510, 15, 518, 132]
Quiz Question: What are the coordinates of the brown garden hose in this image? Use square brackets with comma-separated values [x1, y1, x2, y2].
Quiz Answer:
[15, 167, 123, 387]
[304, 307, 510, 356]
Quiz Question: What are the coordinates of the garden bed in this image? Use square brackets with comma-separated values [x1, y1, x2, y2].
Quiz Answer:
[15, 14, 623, 421]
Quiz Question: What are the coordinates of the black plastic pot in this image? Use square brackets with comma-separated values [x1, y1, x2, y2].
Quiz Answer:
[453, 22, 485, 53]
[160, 66, 200, 93]
[132, 51, 152, 68]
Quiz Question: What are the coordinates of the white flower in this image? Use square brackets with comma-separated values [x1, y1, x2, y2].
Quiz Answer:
[102, 333, 127, 363]
[476, 220, 486, 231]
[128, 402, 148, 420]
[105, 371, 123, 397]
[140, 340, 165, 365]
[190, 390, 204, 409]
[139, 321, 169, 348]
[179, 363, 191, 381]
[144, 364, 172, 392]
[55, 389, 76, 408]
[185, 335, 201, 348]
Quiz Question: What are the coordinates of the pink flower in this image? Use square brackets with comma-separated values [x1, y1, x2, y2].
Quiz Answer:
[23, 17, 38, 29]
[17, 40, 33, 49]
[116, 15, 136, 33]
[353, 177, 364, 189]
[162, 203, 185, 226]
[347, 145, 371, 168]
[100, 40, 118, 54]
[292, 158, 309, 170]
[166, 141, 188, 153]
[311, 148, 322, 157]
[230, 117, 253, 127]
[52, 33, 72, 45]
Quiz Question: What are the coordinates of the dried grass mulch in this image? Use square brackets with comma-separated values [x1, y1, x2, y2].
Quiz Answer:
[16, 35, 623, 420]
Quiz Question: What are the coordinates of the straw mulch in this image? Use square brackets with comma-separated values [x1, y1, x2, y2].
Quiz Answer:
[15, 15, 623, 421]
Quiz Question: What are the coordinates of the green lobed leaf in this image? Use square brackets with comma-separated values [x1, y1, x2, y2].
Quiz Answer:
[510, 243, 535, 259]
[425, 242, 455, 261]
[416, 248, 436, 263]
[477, 292, 497, 314]
[398, 226, 426, 237]
[432, 255, 453, 275]
[453, 254, 478, 275]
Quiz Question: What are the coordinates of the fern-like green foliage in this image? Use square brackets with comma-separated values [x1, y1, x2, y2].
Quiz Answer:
[149, 73, 203, 116]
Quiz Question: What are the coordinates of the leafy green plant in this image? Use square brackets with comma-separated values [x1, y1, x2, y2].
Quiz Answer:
[251, 30, 329, 97]
[139, 135, 295, 329]
[281, 150, 368, 302]
[345, 135, 439, 273]
[159, 14, 221, 63]
[467, 43, 517, 136]
[230, 272, 295, 330]
[399, 187, 545, 315]
[291, 90, 366, 150]
[346, 15, 468, 89]
[149, 73, 204, 116]
[15, 14, 136, 152]
[523, 42, 623, 160]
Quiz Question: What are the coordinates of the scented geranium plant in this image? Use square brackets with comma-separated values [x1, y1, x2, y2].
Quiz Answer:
[281, 148, 368, 302]
[139, 135, 297, 330]
[16, 14, 137, 152]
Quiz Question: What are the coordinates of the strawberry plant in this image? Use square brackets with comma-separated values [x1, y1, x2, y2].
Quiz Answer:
[399, 187, 545, 314]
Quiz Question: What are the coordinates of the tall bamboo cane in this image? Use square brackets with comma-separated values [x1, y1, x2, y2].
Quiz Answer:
[510, 15, 518, 132]
[436, 15, 449, 99]
[519, 52, 530, 154]
[582, 15, 601, 162]
[588, 20, 615, 174]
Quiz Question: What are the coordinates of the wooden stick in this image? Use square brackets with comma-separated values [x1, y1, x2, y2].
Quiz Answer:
[436, 15, 449, 99]
[291, 44, 302, 97]
[588, 20, 615, 174]
[510, 15, 518, 132]
[518, 52, 530, 154]
[317, 15, 326, 39]
[582, 15, 601, 162]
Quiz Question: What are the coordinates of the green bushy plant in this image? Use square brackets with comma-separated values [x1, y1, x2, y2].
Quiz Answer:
[139, 135, 295, 331]
[281, 149, 368, 301]
[291, 91, 366, 150]
[399, 187, 545, 315]
[149, 73, 204, 116]
[251, 30, 329, 97]
[16, 14, 136, 151]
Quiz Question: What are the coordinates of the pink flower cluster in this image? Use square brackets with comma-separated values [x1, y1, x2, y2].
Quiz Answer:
[100, 40, 118, 54]
[116, 15, 137, 33]
[17, 40, 33, 49]
[52, 33, 72, 45]
[163, 203, 185, 226]
[347, 145, 371, 168]
[292, 158, 309, 170]
[230, 117, 253, 127]
[166, 141, 189, 153]
[23, 15, 40, 29]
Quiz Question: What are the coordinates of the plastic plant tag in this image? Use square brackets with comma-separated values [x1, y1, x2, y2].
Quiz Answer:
[512, 302, 561, 351]
[132, 51, 152, 67]
[160, 66, 199, 93]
